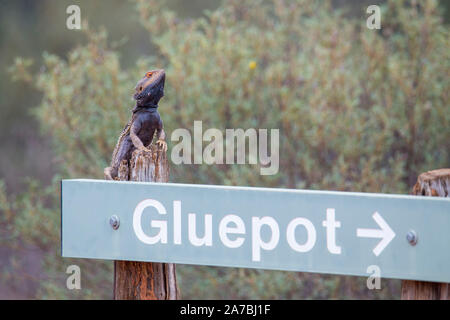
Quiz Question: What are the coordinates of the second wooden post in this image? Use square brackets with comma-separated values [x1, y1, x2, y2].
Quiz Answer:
[401, 168, 450, 300]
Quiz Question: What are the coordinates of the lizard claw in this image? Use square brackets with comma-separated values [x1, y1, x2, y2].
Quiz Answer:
[156, 139, 167, 152]
[104, 167, 114, 180]
[138, 146, 150, 153]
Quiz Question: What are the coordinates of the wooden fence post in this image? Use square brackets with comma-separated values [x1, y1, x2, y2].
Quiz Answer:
[401, 168, 450, 300]
[113, 145, 179, 300]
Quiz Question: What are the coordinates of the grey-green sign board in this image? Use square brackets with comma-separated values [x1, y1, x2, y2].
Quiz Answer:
[61, 179, 450, 283]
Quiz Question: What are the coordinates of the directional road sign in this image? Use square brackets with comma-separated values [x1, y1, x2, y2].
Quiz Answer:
[61, 179, 450, 283]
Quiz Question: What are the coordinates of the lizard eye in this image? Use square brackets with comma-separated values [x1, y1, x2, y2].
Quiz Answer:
[146, 72, 153, 78]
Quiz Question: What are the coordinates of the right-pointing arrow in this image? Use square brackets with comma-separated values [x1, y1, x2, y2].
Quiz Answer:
[357, 212, 395, 256]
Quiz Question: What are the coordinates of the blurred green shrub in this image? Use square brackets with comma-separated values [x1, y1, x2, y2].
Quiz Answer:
[2, 0, 449, 299]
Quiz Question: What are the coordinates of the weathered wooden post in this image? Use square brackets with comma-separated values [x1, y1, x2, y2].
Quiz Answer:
[401, 168, 450, 300]
[113, 145, 179, 300]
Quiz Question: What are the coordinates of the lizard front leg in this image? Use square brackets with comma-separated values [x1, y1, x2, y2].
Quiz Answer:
[156, 128, 167, 152]
[130, 121, 149, 152]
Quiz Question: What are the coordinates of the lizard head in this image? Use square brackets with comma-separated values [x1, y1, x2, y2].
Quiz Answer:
[134, 69, 165, 107]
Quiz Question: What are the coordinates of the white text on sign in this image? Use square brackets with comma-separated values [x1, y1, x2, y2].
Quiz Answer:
[132, 199, 394, 261]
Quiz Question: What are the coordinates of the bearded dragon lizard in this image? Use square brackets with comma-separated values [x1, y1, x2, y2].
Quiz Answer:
[104, 69, 167, 180]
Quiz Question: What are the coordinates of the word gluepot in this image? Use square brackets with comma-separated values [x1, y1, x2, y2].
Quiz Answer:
[133, 198, 343, 262]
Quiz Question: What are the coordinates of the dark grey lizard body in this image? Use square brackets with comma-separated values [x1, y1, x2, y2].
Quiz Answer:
[104, 69, 167, 180]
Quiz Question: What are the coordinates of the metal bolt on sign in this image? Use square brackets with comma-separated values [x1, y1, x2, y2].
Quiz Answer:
[110, 215, 120, 230]
[406, 230, 417, 246]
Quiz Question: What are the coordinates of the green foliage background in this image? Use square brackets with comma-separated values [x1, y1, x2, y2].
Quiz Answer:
[1, 0, 449, 299]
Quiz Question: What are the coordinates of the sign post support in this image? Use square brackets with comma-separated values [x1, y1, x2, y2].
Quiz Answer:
[401, 169, 450, 300]
[112, 145, 179, 300]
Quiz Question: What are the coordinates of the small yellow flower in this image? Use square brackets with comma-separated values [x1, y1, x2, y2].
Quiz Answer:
[248, 61, 257, 70]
